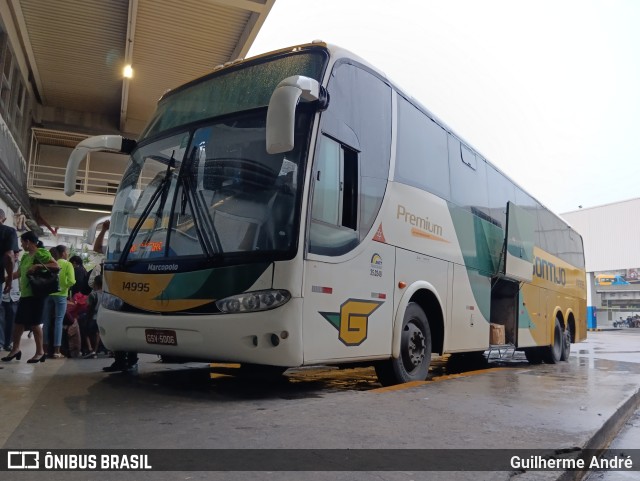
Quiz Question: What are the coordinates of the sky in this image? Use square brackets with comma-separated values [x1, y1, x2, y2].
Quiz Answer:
[248, 0, 640, 215]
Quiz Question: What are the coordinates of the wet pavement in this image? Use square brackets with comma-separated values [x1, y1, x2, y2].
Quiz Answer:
[1, 330, 639, 481]
[584, 408, 640, 481]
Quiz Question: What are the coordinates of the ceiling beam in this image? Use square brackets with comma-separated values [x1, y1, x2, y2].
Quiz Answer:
[7, 0, 45, 103]
[230, 0, 276, 61]
[208, 0, 268, 14]
[120, 0, 139, 133]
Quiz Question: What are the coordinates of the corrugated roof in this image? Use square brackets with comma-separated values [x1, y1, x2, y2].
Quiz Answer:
[12, 0, 275, 135]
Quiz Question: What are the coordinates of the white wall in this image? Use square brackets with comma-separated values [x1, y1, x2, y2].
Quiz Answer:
[562, 198, 640, 272]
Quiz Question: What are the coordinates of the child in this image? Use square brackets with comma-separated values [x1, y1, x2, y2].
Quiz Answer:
[83, 275, 103, 359]
[64, 291, 88, 358]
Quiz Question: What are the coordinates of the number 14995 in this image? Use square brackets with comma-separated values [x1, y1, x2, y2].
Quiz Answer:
[122, 281, 150, 292]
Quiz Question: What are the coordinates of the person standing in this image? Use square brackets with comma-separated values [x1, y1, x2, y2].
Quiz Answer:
[0, 249, 20, 351]
[93, 220, 138, 372]
[69, 255, 89, 296]
[0, 208, 18, 296]
[88, 220, 108, 288]
[42, 245, 75, 358]
[1, 231, 59, 363]
[82, 274, 103, 358]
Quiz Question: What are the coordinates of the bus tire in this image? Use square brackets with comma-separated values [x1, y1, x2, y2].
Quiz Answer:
[560, 328, 571, 361]
[375, 302, 431, 386]
[543, 318, 563, 364]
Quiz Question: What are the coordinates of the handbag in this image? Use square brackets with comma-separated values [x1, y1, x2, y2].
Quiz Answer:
[27, 260, 60, 297]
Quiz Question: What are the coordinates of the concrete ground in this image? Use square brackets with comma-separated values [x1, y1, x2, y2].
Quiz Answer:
[1, 330, 639, 481]
[584, 408, 640, 481]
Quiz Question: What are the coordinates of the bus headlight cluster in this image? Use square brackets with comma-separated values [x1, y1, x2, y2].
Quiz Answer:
[101, 292, 125, 311]
[216, 289, 291, 313]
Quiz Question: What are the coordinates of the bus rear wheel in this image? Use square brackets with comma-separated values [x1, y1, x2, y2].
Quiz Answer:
[375, 302, 432, 386]
[560, 327, 571, 361]
[543, 318, 563, 364]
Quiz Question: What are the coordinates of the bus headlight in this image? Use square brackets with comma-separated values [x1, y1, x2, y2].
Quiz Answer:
[102, 292, 125, 311]
[216, 289, 291, 313]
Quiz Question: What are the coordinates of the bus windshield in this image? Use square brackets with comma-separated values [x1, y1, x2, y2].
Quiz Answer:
[139, 49, 327, 141]
[107, 108, 314, 264]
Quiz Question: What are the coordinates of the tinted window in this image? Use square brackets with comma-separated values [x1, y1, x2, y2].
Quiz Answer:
[461, 144, 477, 169]
[568, 230, 585, 268]
[537, 206, 554, 253]
[541, 210, 570, 260]
[486, 165, 515, 229]
[395, 98, 450, 199]
[515, 188, 542, 248]
[309, 135, 359, 256]
[314, 61, 391, 254]
[449, 136, 488, 212]
[311, 138, 341, 225]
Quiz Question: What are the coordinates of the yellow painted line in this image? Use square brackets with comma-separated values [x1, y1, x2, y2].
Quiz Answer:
[209, 362, 241, 379]
[372, 380, 429, 392]
[209, 363, 241, 368]
[372, 367, 510, 393]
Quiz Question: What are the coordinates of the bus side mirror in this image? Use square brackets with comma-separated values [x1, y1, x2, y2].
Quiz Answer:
[266, 75, 328, 154]
[64, 135, 136, 196]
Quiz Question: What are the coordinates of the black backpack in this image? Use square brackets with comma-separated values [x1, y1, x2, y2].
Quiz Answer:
[79, 268, 93, 295]
[72, 268, 93, 296]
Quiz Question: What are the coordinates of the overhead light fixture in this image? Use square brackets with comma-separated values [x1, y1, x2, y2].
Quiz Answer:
[78, 208, 111, 214]
[123, 65, 133, 78]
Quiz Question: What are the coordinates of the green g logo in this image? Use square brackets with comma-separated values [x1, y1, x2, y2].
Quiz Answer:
[320, 299, 383, 346]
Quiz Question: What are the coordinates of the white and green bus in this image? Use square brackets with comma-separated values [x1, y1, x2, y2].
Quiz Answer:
[65, 42, 586, 385]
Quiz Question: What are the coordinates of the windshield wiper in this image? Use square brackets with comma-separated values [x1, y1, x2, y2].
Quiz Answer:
[154, 152, 176, 223]
[182, 164, 223, 256]
[118, 153, 176, 264]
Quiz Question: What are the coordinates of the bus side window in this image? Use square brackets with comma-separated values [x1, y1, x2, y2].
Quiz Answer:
[309, 135, 359, 256]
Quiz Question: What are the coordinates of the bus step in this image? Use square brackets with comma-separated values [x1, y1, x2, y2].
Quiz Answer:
[485, 344, 516, 360]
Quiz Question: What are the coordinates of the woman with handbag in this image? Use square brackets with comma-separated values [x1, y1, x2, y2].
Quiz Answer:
[1, 231, 59, 363]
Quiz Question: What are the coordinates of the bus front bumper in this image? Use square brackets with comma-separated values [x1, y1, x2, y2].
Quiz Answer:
[97, 298, 304, 367]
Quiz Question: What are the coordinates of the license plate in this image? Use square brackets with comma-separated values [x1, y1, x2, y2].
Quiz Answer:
[145, 329, 177, 346]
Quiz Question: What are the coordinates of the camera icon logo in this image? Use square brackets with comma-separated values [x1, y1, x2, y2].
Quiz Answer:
[7, 451, 40, 469]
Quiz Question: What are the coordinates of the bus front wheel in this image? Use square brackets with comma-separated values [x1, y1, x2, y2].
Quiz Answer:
[375, 302, 432, 386]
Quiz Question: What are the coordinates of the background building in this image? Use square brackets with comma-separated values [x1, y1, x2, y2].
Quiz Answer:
[562, 198, 640, 328]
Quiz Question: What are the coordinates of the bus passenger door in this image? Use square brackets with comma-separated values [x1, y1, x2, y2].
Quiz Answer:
[301, 134, 394, 363]
[300, 60, 393, 364]
[503, 201, 534, 282]
[501, 201, 536, 347]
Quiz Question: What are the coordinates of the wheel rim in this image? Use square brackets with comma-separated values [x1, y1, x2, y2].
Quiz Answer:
[401, 320, 426, 373]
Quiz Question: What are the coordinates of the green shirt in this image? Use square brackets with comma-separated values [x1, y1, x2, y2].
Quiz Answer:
[19, 248, 55, 298]
[52, 258, 75, 297]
